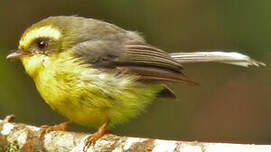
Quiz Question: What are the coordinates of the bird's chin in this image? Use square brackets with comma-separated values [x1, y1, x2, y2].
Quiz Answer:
[21, 54, 49, 78]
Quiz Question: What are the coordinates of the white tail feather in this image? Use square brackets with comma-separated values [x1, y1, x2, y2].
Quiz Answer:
[170, 52, 265, 67]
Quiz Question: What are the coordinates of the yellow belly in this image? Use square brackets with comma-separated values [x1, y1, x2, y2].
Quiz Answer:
[31, 56, 163, 128]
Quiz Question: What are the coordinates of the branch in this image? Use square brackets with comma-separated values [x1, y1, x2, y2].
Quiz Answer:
[0, 115, 270, 152]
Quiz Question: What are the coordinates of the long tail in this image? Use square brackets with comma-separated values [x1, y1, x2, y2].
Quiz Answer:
[170, 51, 265, 67]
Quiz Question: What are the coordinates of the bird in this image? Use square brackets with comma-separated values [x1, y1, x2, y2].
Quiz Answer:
[7, 16, 264, 145]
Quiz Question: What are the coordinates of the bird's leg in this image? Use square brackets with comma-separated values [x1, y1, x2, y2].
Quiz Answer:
[40, 120, 72, 136]
[86, 120, 110, 145]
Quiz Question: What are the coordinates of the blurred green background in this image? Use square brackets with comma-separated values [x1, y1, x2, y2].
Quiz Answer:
[1, 0, 270, 144]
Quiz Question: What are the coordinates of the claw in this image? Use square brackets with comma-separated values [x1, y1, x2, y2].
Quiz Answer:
[40, 121, 72, 137]
[84, 121, 109, 149]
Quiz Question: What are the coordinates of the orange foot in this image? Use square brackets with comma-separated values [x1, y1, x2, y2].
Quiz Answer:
[40, 121, 72, 136]
[85, 121, 110, 147]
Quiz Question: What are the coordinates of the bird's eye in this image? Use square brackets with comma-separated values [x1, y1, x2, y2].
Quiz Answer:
[36, 39, 47, 49]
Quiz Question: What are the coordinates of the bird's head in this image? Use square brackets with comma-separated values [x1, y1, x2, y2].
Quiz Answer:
[7, 16, 89, 77]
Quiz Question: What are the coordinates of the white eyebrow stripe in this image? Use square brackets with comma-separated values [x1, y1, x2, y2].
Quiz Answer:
[19, 25, 61, 48]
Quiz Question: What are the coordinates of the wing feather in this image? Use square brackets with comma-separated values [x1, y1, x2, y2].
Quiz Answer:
[73, 40, 196, 85]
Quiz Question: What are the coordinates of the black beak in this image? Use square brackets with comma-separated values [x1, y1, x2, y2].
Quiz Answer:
[6, 49, 30, 59]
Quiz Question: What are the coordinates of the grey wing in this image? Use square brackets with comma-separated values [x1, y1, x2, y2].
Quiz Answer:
[72, 40, 197, 85]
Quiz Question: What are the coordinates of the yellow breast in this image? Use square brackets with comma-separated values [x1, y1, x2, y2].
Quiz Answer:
[21, 51, 163, 128]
